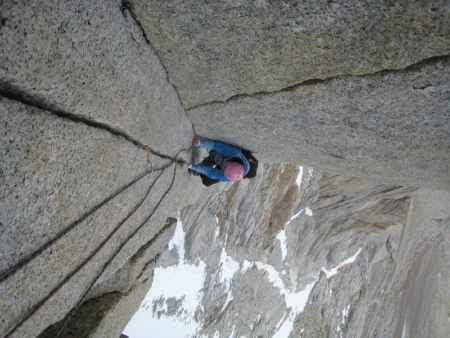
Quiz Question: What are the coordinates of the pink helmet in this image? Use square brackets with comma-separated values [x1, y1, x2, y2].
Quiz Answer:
[223, 162, 245, 181]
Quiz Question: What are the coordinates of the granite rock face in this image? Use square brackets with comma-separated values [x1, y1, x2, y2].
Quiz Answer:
[163, 164, 450, 338]
[0, 97, 202, 338]
[0, 1, 205, 337]
[1, 0, 449, 338]
[130, 0, 450, 108]
[0, 0, 193, 156]
[37, 221, 177, 338]
[188, 57, 450, 190]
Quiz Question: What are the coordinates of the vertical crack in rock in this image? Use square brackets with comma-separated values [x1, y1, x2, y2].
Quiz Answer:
[119, 2, 197, 132]
[186, 54, 450, 110]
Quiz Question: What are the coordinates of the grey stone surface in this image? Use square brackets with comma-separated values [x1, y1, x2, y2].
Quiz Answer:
[0, 98, 204, 337]
[167, 163, 450, 338]
[37, 223, 177, 338]
[86, 219, 177, 300]
[0, 96, 150, 276]
[2, 0, 450, 337]
[0, 0, 193, 157]
[188, 58, 450, 190]
[131, 0, 450, 108]
[0, 1, 209, 337]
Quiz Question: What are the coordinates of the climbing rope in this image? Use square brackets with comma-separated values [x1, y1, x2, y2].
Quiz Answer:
[55, 164, 178, 338]
[2, 146, 191, 337]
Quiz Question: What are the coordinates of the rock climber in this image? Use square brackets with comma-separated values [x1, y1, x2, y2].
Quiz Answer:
[188, 138, 258, 187]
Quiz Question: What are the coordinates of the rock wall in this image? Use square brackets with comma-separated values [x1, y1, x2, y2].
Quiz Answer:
[130, 0, 450, 108]
[0, 1, 205, 337]
[130, 0, 450, 190]
[188, 57, 450, 190]
[1, 1, 449, 338]
[175, 164, 450, 338]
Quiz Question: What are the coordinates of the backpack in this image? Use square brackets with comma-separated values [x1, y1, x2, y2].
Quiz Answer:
[241, 150, 259, 179]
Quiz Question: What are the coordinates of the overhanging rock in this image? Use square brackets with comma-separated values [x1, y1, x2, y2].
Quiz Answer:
[188, 57, 450, 190]
[130, 0, 450, 108]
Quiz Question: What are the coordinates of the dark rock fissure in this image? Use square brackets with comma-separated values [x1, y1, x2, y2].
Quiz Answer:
[186, 54, 450, 110]
[0, 82, 187, 163]
[120, 2, 197, 127]
[134, 252, 161, 285]
[121, 2, 150, 46]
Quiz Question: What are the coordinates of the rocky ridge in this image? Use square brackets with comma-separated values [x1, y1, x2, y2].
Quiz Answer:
[142, 164, 449, 338]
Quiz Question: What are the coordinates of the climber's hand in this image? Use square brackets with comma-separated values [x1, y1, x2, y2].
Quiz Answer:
[193, 139, 201, 147]
[188, 163, 193, 169]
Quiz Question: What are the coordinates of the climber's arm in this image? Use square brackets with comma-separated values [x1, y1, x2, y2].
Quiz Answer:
[198, 139, 241, 156]
[189, 164, 230, 182]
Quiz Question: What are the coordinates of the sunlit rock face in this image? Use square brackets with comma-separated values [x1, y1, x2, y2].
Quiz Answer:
[126, 164, 450, 338]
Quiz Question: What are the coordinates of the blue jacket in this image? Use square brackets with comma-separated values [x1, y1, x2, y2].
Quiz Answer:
[190, 140, 250, 182]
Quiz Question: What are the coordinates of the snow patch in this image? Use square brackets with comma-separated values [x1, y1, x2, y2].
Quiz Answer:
[219, 248, 240, 289]
[342, 304, 350, 323]
[215, 227, 220, 240]
[288, 206, 313, 224]
[123, 218, 206, 338]
[228, 325, 236, 338]
[337, 304, 351, 335]
[220, 290, 234, 313]
[243, 261, 318, 338]
[401, 317, 408, 338]
[215, 248, 241, 313]
[276, 229, 288, 261]
[289, 209, 304, 223]
[322, 248, 362, 279]
[295, 166, 304, 187]
[215, 216, 220, 240]
[169, 218, 186, 261]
